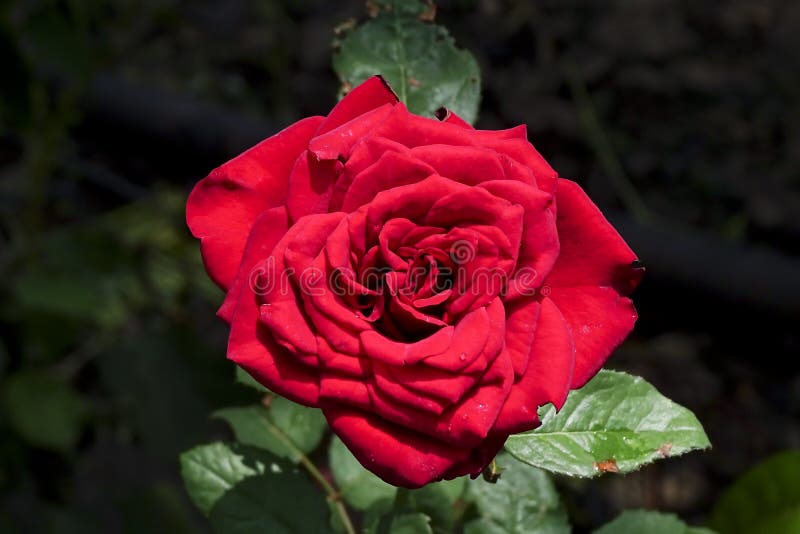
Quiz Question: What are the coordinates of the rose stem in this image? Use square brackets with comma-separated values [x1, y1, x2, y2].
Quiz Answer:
[260, 396, 356, 534]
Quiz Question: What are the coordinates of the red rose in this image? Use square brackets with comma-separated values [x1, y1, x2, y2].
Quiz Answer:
[186, 77, 643, 488]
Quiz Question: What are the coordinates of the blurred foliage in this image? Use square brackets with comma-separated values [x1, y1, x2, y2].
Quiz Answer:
[0, 3, 237, 530]
[710, 450, 800, 534]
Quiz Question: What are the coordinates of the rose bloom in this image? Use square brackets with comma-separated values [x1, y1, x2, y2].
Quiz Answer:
[187, 77, 642, 488]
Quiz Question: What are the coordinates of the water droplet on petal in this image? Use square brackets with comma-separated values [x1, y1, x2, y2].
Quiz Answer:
[459, 352, 467, 361]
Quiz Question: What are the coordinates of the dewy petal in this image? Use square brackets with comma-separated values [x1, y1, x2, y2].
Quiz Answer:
[187, 116, 324, 289]
[545, 178, 642, 292]
[493, 297, 574, 435]
[323, 404, 475, 488]
[548, 286, 637, 389]
[286, 155, 343, 222]
[224, 207, 321, 405]
[308, 103, 395, 161]
[341, 150, 436, 212]
[314, 76, 398, 136]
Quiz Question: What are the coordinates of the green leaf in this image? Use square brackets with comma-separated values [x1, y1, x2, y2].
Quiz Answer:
[328, 436, 397, 511]
[505, 370, 711, 478]
[235, 366, 270, 393]
[333, 14, 481, 123]
[594, 510, 715, 534]
[389, 513, 433, 534]
[214, 399, 327, 463]
[465, 453, 569, 534]
[367, 0, 436, 18]
[269, 396, 327, 454]
[0, 370, 87, 452]
[209, 473, 332, 534]
[710, 450, 800, 534]
[401, 478, 467, 533]
[213, 406, 281, 452]
[179, 442, 283, 515]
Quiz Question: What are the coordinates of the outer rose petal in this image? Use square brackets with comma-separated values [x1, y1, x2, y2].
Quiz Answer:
[543, 178, 643, 388]
[315, 76, 398, 136]
[225, 207, 320, 405]
[494, 297, 574, 435]
[323, 404, 475, 488]
[186, 116, 324, 289]
[545, 179, 642, 292]
[548, 286, 637, 388]
[435, 108, 474, 129]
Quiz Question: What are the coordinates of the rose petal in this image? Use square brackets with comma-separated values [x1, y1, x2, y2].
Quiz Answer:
[224, 208, 320, 405]
[545, 179, 642, 292]
[548, 287, 637, 388]
[341, 151, 436, 212]
[187, 116, 323, 289]
[315, 76, 398, 136]
[494, 297, 574, 434]
[324, 405, 473, 488]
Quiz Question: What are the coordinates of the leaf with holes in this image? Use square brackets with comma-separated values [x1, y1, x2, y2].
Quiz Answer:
[333, 13, 480, 123]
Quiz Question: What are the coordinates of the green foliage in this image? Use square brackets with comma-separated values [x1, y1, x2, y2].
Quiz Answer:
[333, 6, 481, 123]
[367, 0, 436, 18]
[329, 436, 397, 511]
[710, 450, 800, 534]
[505, 370, 710, 477]
[209, 473, 332, 534]
[594, 510, 715, 534]
[213, 398, 327, 463]
[0, 370, 87, 452]
[179, 442, 278, 515]
[235, 366, 270, 393]
[464, 453, 569, 534]
[386, 513, 433, 534]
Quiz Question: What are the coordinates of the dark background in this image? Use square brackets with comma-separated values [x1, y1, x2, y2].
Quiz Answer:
[1, 0, 799, 532]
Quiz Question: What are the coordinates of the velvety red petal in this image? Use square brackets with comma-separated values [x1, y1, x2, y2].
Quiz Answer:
[187, 116, 323, 289]
[315, 76, 398, 136]
[324, 405, 473, 488]
[308, 103, 395, 161]
[480, 180, 559, 291]
[545, 179, 642, 293]
[341, 150, 436, 212]
[286, 155, 343, 222]
[503, 299, 541, 377]
[224, 208, 320, 405]
[494, 298, 574, 434]
[548, 286, 637, 388]
[436, 108, 474, 129]
[329, 137, 409, 211]
[410, 145, 505, 185]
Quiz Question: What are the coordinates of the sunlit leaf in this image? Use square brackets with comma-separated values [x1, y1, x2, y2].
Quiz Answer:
[214, 398, 327, 463]
[505, 370, 710, 477]
[179, 442, 278, 515]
